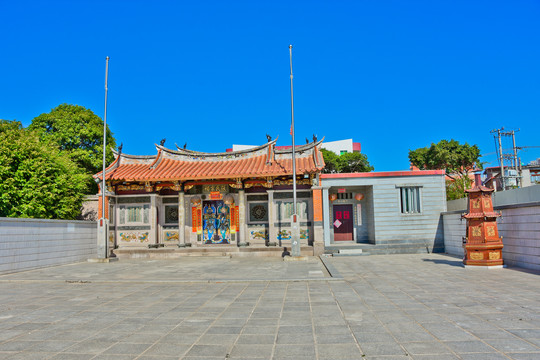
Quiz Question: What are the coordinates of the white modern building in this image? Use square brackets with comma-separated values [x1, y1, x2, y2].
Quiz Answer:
[230, 138, 361, 156]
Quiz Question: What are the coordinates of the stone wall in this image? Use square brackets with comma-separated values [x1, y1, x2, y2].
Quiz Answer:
[443, 185, 540, 271]
[0, 218, 97, 274]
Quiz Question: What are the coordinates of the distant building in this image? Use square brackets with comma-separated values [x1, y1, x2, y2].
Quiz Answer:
[229, 138, 361, 156]
[483, 161, 538, 191]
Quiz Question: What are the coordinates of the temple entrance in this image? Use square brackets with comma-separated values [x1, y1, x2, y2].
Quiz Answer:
[202, 200, 231, 244]
[333, 204, 353, 241]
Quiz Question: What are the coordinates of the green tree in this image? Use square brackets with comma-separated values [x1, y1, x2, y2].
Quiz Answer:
[321, 149, 374, 173]
[0, 120, 88, 219]
[320, 148, 340, 173]
[338, 152, 374, 173]
[408, 139, 482, 200]
[29, 104, 116, 193]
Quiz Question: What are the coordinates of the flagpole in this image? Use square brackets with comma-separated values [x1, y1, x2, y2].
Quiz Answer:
[102, 56, 109, 224]
[289, 45, 300, 257]
[97, 56, 110, 259]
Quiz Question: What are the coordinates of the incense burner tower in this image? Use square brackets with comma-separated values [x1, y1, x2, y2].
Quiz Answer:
[462, 186, 504, 266]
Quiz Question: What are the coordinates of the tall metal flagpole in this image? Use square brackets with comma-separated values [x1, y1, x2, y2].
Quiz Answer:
[97, 56, 110, 259]
[102, 56, 109, 223]
[289, 45, 300, 257]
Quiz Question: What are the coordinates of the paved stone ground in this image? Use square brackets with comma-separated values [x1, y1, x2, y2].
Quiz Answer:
[0, 254, 539, 360]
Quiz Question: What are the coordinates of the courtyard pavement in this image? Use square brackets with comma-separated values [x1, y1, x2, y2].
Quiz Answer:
[0, 254, 539, 360]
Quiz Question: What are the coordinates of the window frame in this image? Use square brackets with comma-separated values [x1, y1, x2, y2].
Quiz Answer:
[118, 203, 151, 226]
[397, 186, 422, 215]
[247, 201, 269, 224]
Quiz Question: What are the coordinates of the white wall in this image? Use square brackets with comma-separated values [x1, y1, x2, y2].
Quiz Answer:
[320, 139, 354, 155]
[0, 218, 97, 274]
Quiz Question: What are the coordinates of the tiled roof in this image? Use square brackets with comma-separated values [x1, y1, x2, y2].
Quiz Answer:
[95, 138, 325, 182]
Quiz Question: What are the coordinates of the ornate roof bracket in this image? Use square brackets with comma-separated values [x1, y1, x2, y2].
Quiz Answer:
[149, 148, 164, 169]
[265, 141, 275, 165]
[229, 178, 243, 189]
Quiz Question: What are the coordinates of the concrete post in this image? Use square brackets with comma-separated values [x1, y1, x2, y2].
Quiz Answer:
[311, 186, 324, 255]
[322, 187, 331, 247]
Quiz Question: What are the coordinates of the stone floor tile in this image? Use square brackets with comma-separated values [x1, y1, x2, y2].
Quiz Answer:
[184, 344, 231, 357]
[235, 334, 276, 344]
[0, 340, 41, 351]
[505, 353, 540, 360]
[317, 343, 362, 358]
[483, 338, 540, 353]
[49, 353, 95, 359]
[273, 344, 316, 358]
[101, 342, 152, 355]
[142, 342, 190, 357]
[460, 353, 515, 360]
[230, 344, 273, 358]
[360, 342, 406, 356]
[443, 340, 497, 353]
[401, 341, 452, 355]
[353, 331, 395, 343]
[242, 325, 277, 334]
[275, 332, 314, 344]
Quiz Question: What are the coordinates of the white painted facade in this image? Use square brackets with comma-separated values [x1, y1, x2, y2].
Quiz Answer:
[232, 138, 360, 155]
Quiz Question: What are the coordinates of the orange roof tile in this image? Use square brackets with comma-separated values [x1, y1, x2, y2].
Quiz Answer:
[95, 138, 325, 182]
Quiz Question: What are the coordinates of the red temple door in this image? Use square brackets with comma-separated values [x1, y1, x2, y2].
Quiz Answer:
[333, 204, 353, 241]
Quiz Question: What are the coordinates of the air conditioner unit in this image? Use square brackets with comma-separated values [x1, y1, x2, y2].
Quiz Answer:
[505, 169, 518, 177]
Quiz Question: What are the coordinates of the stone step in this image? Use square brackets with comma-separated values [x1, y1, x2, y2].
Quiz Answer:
[114, 246, 314, 259]
[325, 243, 444, 256]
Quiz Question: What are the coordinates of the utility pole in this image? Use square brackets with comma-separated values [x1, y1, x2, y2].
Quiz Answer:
[491, 127, 521, 191]
[491, 128, 505, 191]
[511, 130, 520, 187]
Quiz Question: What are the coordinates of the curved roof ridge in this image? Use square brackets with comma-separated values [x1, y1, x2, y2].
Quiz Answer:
[274, 137, 325, 154]
[168, 137, 279, 156]
[112, 148, 157, 161]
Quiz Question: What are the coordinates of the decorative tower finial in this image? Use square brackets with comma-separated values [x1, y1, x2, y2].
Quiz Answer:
[183, 142, 187, 149]
[266, 134, 272, 142]
[118, 142, 123, 153]
[160, 138, 166, 146]
[312, 134, 318, 142]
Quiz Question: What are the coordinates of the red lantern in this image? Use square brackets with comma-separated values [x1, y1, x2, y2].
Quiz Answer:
[355, 193, 364, 201]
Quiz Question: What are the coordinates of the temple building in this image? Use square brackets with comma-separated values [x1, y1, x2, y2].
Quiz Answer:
[94, 138, 326, 255]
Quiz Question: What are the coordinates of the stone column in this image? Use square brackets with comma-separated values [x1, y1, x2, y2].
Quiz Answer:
[267, 190, 276, 246]
[322, 187, 331, 247]
[178, 191, 186, 247]
[150, 194, 159, 246]
[238, 189, 248, 246]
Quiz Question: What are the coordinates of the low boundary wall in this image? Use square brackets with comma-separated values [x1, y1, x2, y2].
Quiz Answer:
[0, 218, 97, 274]
[444, 185, 540, 271]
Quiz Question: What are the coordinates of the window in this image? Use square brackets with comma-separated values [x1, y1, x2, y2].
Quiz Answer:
[337, 192, 352, 200]
[164, 205, 179, 224]
[399, 187, 421, 214]
[276, 201, 308, 221]
[118, 204, 150, 225]
[248, 202, 268, 223]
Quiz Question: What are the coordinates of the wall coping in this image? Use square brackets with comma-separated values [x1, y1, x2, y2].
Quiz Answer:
[321, 170, 445, 179]
[442, 201, 540, 216]
[0, 217, 96, 225]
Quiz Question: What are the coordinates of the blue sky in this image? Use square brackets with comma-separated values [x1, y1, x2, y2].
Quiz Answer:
[1, 0, 539, 171]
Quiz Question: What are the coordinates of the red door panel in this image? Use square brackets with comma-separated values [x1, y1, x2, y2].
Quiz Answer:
[333, 204, 353, 241]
